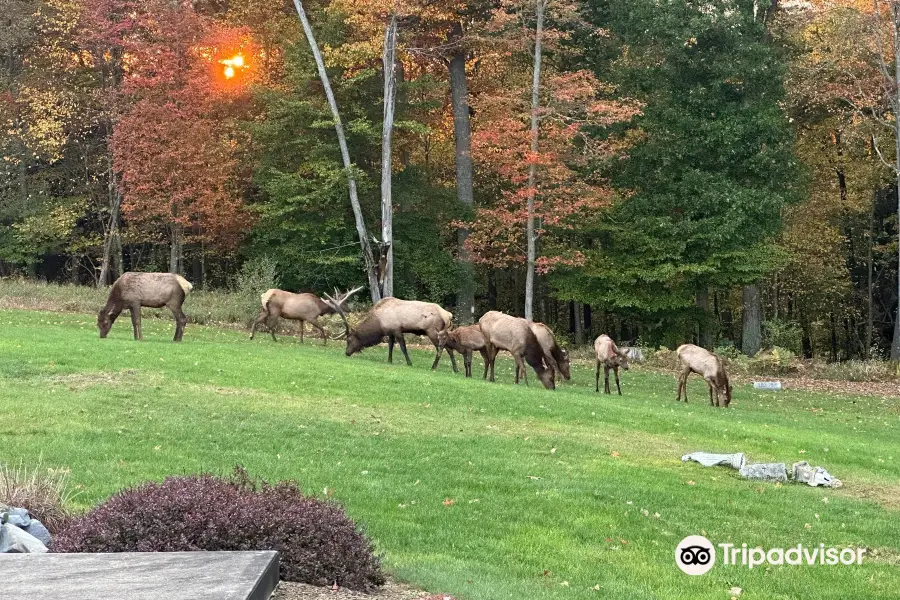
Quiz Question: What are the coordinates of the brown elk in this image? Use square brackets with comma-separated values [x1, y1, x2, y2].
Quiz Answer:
[250, 287, 361, 344]
[594, 334, 629, 395]
[97, 272, 192, 342]
[676, 344, 732, 407]
[437, 325, 488, 378]
[325, 295, 457, 371]
[478, 311, 555, 390]
[515, 322, 571, 383]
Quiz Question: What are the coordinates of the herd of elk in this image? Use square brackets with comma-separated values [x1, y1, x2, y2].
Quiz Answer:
[95, 273, 734, 406]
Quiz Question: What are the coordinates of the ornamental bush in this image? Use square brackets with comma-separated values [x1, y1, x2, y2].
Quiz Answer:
[53, 468, 384, 591]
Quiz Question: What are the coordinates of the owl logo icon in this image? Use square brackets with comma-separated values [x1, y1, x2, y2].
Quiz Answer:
[675, 536, 716, 575]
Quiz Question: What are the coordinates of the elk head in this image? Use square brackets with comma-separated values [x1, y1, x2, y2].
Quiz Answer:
[615, 348, 630, 371]
[97, 308, 117, 338]
[557, 347, 572, 380]
[324, 287, 363, 356]
[722, 377, 732, 407]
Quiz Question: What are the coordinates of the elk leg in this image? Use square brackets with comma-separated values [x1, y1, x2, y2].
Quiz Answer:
[595, 360, 600, 392]
[431, 345, 444, 370]
[250, 309, 268, 340]
[130, 305, 142, 340]
[605, 365, 613, 394]
[479, 349, 489, 379]
[266, 307, 281, 341]
[396, 335, 413, 366]
[514, 355, 529, 386]
[309, 320, 328, 346]
[299, 320, 304, 344]
[486, 344, 496, 382]
[464, 351, 472, 377]
[172, 307, 187, 342]
[615, 366, 622, 396]
[447, 348, 458, 373]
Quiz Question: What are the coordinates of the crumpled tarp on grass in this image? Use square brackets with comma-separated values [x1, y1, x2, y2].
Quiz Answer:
[0, 507, 50, 553]
[681, 452, 842, 488]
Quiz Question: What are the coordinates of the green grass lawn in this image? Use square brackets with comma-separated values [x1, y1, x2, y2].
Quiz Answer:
[1, 309, 898, 599]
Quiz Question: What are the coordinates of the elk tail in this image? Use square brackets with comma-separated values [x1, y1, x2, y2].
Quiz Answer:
[175, 275, 194, 295]
[260, 289, 277, 308]
[439, 308, 453, 331]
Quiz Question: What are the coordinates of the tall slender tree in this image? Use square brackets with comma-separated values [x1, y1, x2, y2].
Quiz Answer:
[292, 0, 381, 302]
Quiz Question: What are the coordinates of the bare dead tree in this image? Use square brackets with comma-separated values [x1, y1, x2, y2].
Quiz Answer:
[292, 0, 381, 303]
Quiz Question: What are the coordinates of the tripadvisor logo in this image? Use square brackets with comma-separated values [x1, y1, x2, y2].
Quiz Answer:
[675, 535, 716, 575]
[676, 536, 867, 574]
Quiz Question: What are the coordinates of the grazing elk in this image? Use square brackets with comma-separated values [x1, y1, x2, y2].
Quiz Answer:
[325, 295, 457, 371]
[249, 287, 361, 344]
[676, 344, 732, 407]
[594, 334, 629, 395]
[437, 325, 488, 378]
[516, 322, 571, 383]
[97, 272, 192, 342]
[478, 311, 555, 390]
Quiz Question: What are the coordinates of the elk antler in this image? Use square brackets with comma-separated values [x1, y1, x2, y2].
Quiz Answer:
[324, 291, 352, 337]
[339, 286, 363, 305]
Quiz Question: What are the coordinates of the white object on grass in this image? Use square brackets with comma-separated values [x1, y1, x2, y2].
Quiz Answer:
[753, 381, 783, 390]
[681, 452, 746, 469]
[792, 461, 843, 488]
[739, 463, 788, 482]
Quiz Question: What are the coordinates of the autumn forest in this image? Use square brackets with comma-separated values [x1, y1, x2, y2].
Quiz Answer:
[1, 0, 898, 361]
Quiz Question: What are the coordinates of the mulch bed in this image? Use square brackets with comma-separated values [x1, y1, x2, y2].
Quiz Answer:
[271, 580, 453, 600]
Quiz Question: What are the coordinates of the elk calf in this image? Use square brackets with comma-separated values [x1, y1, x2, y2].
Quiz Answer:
[516, 322, 571, 383]
[676, 344, 732, 407]
[478, 311, 554, 390]
[250, 287, 360, 344]
[326, 295, 457, 371]
[437, 325, 488, 378]
[98, 272, 192, 342]
[594, 334, 629, 394]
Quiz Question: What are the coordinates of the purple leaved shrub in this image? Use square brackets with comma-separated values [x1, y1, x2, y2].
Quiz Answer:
[53, 468, 384, 591]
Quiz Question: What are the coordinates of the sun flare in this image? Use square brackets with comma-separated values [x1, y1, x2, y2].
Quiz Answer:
[219, 55, 245, 79]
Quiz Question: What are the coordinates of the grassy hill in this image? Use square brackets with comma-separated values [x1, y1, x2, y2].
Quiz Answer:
[0, 308, 897, 599]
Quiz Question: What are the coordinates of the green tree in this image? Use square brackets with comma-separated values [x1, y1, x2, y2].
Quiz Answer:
[555, 0, 803, 349]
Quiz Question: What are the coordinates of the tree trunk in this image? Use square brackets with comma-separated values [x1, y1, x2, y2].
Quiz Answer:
[696, 286, 711, 349]
[449, 31, 475, 323]
[98, 167, 122, 287]
[573, 300, 584, 345]
[524, 0, 545, 321]
[380, 14, 398, 298]
[169, 223, 183, 275]
[867, 188, 876, 355]
[741, 284, 762, 356]
[892, 4, 900, 360]
[292, 0, 381, 303]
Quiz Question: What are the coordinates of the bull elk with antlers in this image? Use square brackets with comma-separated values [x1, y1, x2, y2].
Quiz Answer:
[250, 287, 361, 344]
[325, 294, 457, 371]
